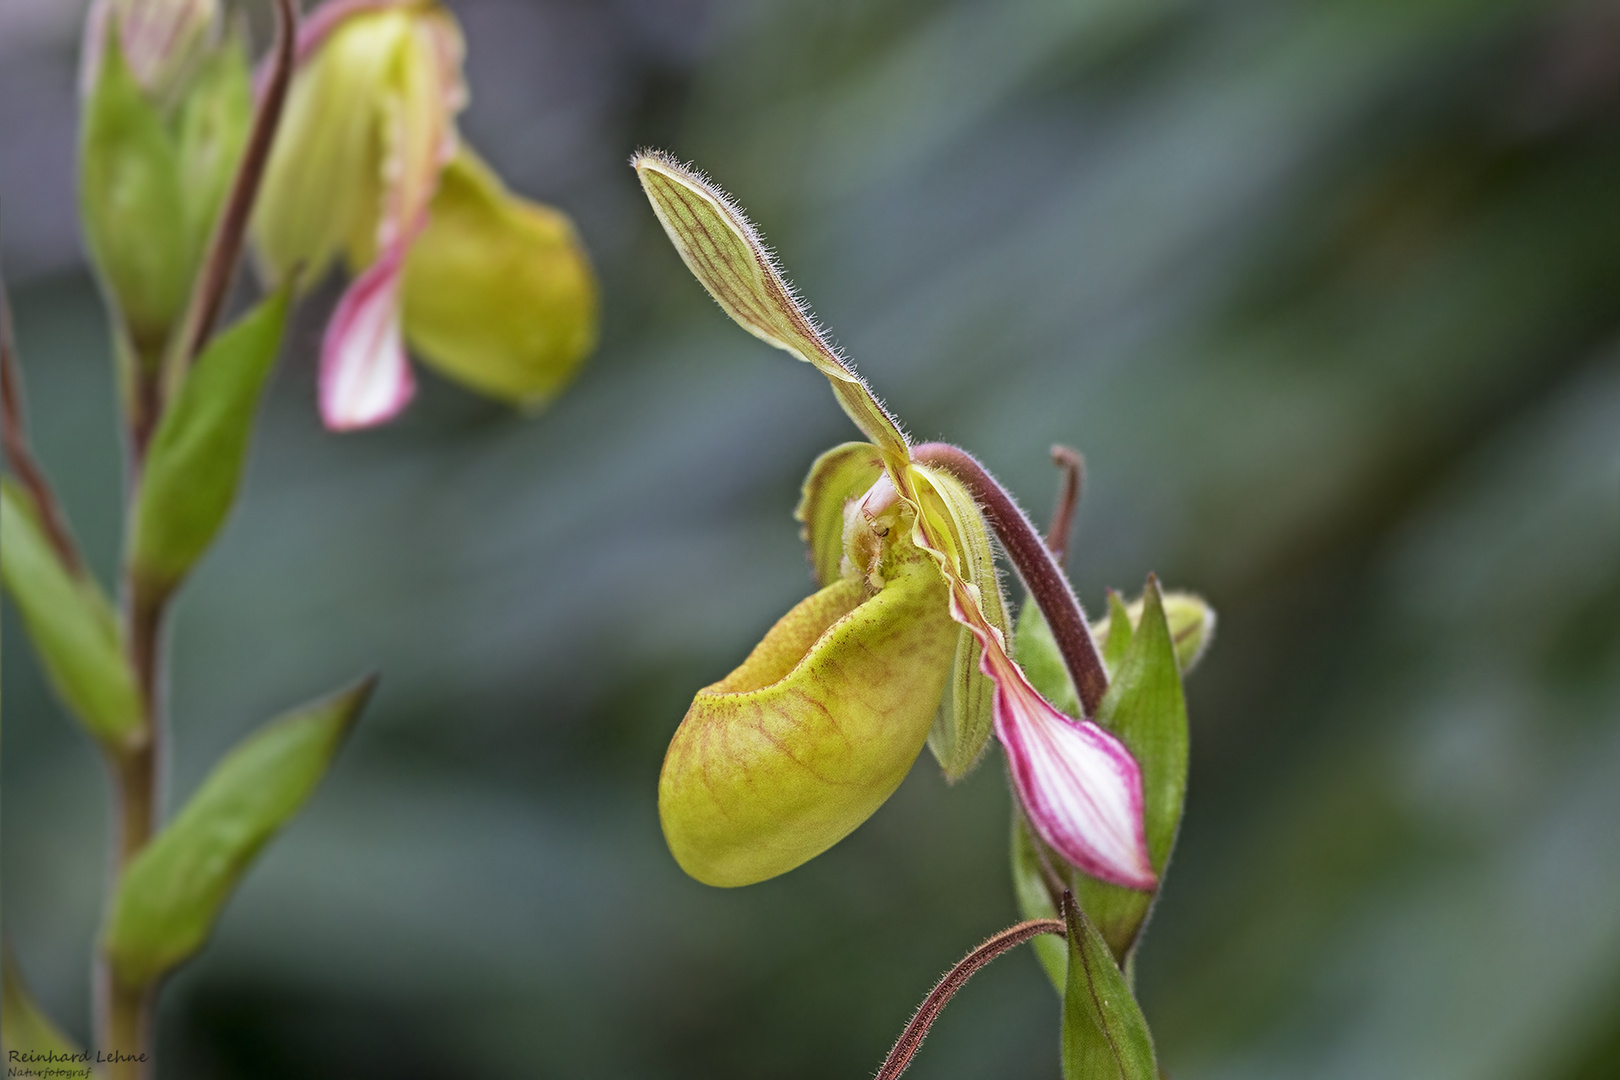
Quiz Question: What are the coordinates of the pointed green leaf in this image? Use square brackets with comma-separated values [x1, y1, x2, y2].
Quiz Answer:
[1062, 893, 1158, 1080]
[793, 441, 885, 587]
[2, 944, 82, 1061]
[1101, 591, 1133, 673]
[102, 677, 374, 987]
[177, 33, 253, 258]
[80, 30, 191, 353]
[632, 151, 909, 464]
[911, 465, 1009, 781]
[129, 287, 290, 593]
[1, 482, 144, 746]
[1012, 813, 1069, 994]
[1071, 577, 1190, 962]
[1097, 577, 1188, 872]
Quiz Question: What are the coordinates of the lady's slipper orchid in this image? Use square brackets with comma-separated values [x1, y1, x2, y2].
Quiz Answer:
[635, 151, 1157, 892]
[252, 0, 597, 431]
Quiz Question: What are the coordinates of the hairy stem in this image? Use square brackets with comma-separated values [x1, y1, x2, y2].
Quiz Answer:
[0, 280, 84, 574]
[1045, 445, 1084, 566]
[911, 442, 1109, 716]
[875, 920, 1067, 1080]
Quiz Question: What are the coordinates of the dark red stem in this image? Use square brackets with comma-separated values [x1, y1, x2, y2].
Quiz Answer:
[875, 919, 1067, 1080]
[1045, 445, 1084, 566]
[172, 0, 298, 377]
[912, 442, 1109, 716]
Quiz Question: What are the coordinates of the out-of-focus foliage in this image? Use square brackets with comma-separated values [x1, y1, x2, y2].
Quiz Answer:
[3, 1, 1617, 1079]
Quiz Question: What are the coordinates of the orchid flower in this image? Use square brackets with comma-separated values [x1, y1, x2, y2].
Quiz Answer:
[251, 0, 597, 431]
[635, 151, 1165, 892]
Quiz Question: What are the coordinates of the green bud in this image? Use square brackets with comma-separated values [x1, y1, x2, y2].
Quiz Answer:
[175, 33, 252, 259]
[83, 0, 221, 103]
[102, 678, 373, 988]
[1, 482, 144, 747]
[659, 546, 957, 887]
[1090, 587, 1216, 676]
[401, 150, 599, 408]
[79, 29, 191, 354]
[128, 287, 290, 594]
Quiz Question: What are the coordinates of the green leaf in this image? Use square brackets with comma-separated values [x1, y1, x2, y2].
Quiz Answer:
[0, 482, 144, 746]
[102, 677, 374, 988]
[1101, 590, 1133, 674]
[177, 33, 253, 259]
[1, 943, 82, 1060]
[129, 287, 290, 592]
[1098, 577, 1189, 872]
[80, 29, 191, 353]
[1062, 892, 1158, 1080]
[1011, 813, 1069, 994]
[793, 441, 885, 587]
[912, 465, 1009, 781]
[1073, 577, 1189, 961]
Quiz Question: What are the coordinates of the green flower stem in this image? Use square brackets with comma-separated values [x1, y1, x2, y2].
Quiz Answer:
[166, 0, 297, 399]
[100, 3, 297, 1069]
[911, 442, 1110, 716]
[0, 284, 83, 575]
[875, 919, 1067, 1080]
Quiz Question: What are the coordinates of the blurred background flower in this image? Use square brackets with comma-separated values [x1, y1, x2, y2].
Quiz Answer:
[3, 0, 1618, 1078]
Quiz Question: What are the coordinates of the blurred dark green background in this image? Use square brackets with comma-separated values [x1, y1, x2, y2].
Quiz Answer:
[4, 0, 1619, 1076]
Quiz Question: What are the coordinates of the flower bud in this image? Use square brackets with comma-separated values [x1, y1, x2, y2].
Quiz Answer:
[82, 0, 219, 102]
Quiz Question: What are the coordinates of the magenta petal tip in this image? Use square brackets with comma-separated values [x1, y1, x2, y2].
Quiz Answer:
[993, 663, 1156, 891]
[319, 242, 417, 432]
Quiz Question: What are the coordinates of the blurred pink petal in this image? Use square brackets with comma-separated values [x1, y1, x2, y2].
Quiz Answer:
[319, 241, 416, 431]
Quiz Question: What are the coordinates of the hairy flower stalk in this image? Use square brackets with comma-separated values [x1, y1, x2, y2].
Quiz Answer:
[636, 151, 1156, 892]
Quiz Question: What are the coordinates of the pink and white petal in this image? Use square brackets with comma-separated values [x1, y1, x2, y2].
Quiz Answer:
[319, 244, 416, 431]
[992, 660, 1156, 890]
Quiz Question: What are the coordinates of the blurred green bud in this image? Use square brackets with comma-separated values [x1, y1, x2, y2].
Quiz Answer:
[82, 0, 219, 102]
[659, 544, 957, 887]
[79, 29, 191, 354]
[1091, 588, 1216, 676]
[1, 481, 145, 748]
[103, 678, 373, 988]
[175, 32, 252, 258]
[401, 150, 598, 409]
